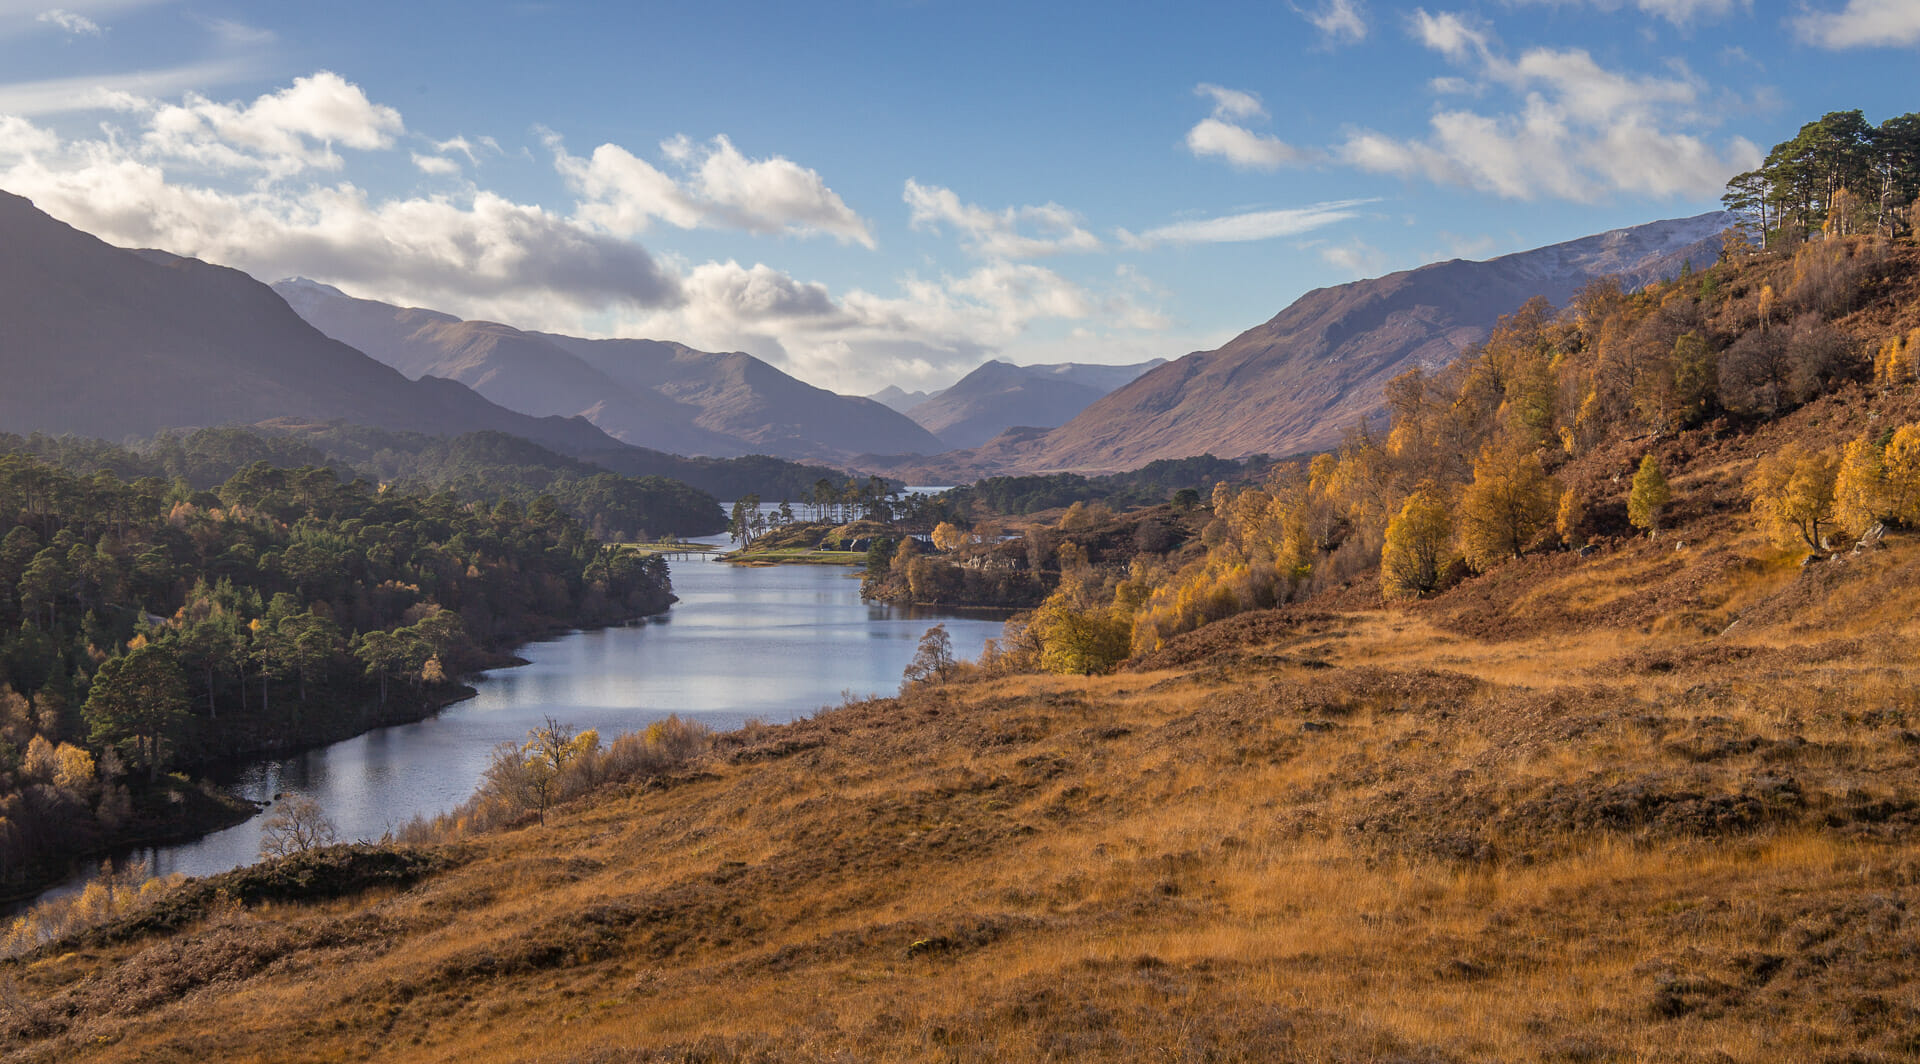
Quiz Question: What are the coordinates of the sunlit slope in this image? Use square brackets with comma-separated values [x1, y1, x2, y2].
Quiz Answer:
[10, 454, 1920, 1061]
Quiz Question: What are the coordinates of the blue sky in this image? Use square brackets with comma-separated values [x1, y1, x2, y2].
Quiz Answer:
[0, 1, 1914, 393]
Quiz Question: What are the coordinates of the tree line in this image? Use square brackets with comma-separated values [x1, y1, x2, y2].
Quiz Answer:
[2, 428, 727, 542]
[978, 198, 1904, 673]
[1723, 109, 1920, 246]
[0, 454, 673, 892]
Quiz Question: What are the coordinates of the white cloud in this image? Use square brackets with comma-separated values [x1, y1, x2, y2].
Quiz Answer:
[0, 59, 255, 116]
[433, 135, 497, 165]
[1794, 0, 1920, 48]
[138, 71, 404, 179]
[0, 80, 683, 324]
[1301, 0, 1367, 42]
[618, 257, 1170, 391]
[553, 132, 874, 247]
[1184, 83, 1313, 171]
[411, 152, 459, 175]
[36, 8, 100, 34]
[1194, 83, 1267, 121]
[902, 179, 1103, 259]
[1336, 26, 1759, 201]
[1410, 9, 1489, 61]
[0, 70, 1159, 392]
[1122, 199, 1374, 247]
[1186, 118, 1312, 170]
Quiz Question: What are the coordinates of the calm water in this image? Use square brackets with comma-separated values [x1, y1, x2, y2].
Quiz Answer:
[41, 530, 1002, 896]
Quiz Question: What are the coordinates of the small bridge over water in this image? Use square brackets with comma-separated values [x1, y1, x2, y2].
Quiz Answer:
[622, 542, 728, 561]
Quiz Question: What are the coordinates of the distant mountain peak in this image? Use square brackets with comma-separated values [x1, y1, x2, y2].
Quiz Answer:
[277, 276, 349, 298]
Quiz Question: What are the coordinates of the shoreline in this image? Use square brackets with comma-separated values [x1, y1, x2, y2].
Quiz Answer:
[4, 601, 677, 914]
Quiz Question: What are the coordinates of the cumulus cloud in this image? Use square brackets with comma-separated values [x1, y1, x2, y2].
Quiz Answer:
[139, 71, 404, 179]
[1335, 17, 1759, 200]
[36, 8, 100, 35]
[553, 132, 874, 247]
[1121, 199, 1374, 248]
[1183, 84, 1311, 171]
[0, 77, 683, 323]
[1300, 0, 1367, 42]
[1794, 0, 1920, 48]
[902, 179, 1103, 258]
[615, 256, 1171, 391]
[1410, 9, 1489, 60]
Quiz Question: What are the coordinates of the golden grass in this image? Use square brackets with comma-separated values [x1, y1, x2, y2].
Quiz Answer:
[9, 534, 1920, 1062]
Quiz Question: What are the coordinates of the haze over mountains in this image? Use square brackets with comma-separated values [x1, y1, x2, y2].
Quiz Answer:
[0, 192, 627, 457]
[893, 358, 1167, 449]
[275, 280, 943, 462]
[976, 212, 1734, 473]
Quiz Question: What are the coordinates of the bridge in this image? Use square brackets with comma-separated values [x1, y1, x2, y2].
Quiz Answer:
[621, 542, 728, 561]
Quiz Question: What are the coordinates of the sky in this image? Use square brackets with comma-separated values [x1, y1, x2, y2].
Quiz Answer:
[0, 1, 1915, 395]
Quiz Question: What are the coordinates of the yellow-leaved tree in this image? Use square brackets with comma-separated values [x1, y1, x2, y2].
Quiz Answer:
[1834, 435, 1889, 536]
[1029, 590, 1132, 676]
[1627, 455, 1672, 535]
[1836, 423, 1920, 535]
[1380, 487, 1455, 601]
[1457, 440, 1558, 570]
[1882, 424, 1920, 525]
[1745, 445, 1840, 555]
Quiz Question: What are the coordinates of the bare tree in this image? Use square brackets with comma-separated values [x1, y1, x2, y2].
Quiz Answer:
[259, 795, 337, 858]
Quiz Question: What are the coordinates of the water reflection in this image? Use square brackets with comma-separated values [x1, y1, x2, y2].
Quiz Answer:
[45, 546, 1004, 895]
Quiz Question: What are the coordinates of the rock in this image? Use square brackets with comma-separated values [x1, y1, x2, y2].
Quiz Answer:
[1578, 543, 1600, 558]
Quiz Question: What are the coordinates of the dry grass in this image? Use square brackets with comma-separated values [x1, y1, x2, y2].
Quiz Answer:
[8, 470, 1920, 1060]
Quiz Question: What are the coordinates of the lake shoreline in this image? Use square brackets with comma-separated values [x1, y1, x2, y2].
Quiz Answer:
[4, 604, 675, 913]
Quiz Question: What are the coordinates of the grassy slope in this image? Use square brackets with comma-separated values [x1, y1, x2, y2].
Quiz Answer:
[9, 398, 1920, 1061]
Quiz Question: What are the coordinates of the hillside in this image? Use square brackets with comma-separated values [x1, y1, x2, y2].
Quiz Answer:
[10, 402, 1920, 1059]
[276, 280, 944, 462]
[0, 193, 626, 457]
[905, 358, 1166, 449]
[1007, 212, 1731, 473]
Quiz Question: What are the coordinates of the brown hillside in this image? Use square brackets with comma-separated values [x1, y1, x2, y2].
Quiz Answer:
[1012, 213, 1729, 473]
[10, 387, 1920, 1061]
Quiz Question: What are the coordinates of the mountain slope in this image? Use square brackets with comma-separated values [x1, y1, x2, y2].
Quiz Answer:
[905, 358, 1166, 449]
[1020, 213, 1732, 472]
[276, 280, 943, 461]
[273, 281, 743, 456]
[536, 334, 943, 460]
[0, 192, 628, 455]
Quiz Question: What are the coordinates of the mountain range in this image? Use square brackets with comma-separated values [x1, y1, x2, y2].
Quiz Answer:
[894, 358, 1167, 449]
[0, 192, 624, 457]
[951, 211, 1733, 474]
[2, 185, 1737, 483]
[274, 280, 943, 462]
